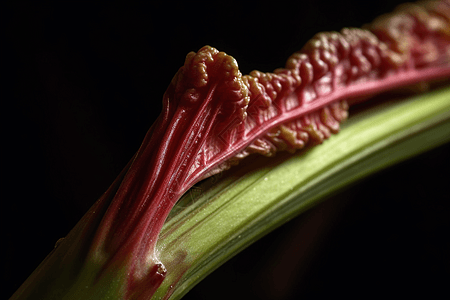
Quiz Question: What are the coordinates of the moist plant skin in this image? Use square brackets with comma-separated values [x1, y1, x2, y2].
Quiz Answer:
[10, 1, 450, 300]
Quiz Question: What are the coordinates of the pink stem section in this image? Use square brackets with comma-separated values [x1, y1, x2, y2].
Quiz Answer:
[83, 1, 450, 298]
[189, 65, 450, 184]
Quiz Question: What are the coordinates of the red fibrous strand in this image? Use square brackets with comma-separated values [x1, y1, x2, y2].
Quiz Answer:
[88, 1, 450, 298]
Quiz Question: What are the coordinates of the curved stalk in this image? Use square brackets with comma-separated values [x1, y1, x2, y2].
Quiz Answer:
[153, 85, 450, 299]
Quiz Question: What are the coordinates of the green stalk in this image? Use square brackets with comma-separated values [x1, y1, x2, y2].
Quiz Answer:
[10, 85, 450, 300]
[153, 85, 450, 299]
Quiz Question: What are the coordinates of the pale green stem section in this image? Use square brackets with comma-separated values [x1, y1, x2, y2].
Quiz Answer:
[153, 86, 450, 300]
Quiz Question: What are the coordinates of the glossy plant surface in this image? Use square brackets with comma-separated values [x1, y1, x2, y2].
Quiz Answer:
[5, 1, 450, 299]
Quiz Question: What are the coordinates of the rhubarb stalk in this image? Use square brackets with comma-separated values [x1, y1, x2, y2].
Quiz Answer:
[10, 1, 450, 299]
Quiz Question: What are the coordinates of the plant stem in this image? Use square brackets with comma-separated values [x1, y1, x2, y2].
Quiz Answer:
[152, 85, 450, 299]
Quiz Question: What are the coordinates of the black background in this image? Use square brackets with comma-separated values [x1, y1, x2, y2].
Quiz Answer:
[3, 0, 449, 299]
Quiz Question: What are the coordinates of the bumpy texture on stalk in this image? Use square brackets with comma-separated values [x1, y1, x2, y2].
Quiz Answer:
[86, 1, 450, 299]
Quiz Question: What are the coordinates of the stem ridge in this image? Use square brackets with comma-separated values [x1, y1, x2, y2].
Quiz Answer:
[87, 1, 450, 298]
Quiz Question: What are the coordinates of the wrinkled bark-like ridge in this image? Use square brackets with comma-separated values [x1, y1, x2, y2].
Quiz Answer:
[176, 0, 450, 182]
[86, 1, 450, 299]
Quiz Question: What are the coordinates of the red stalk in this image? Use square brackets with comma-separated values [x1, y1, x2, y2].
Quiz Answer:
[79, 1, 450, 298]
